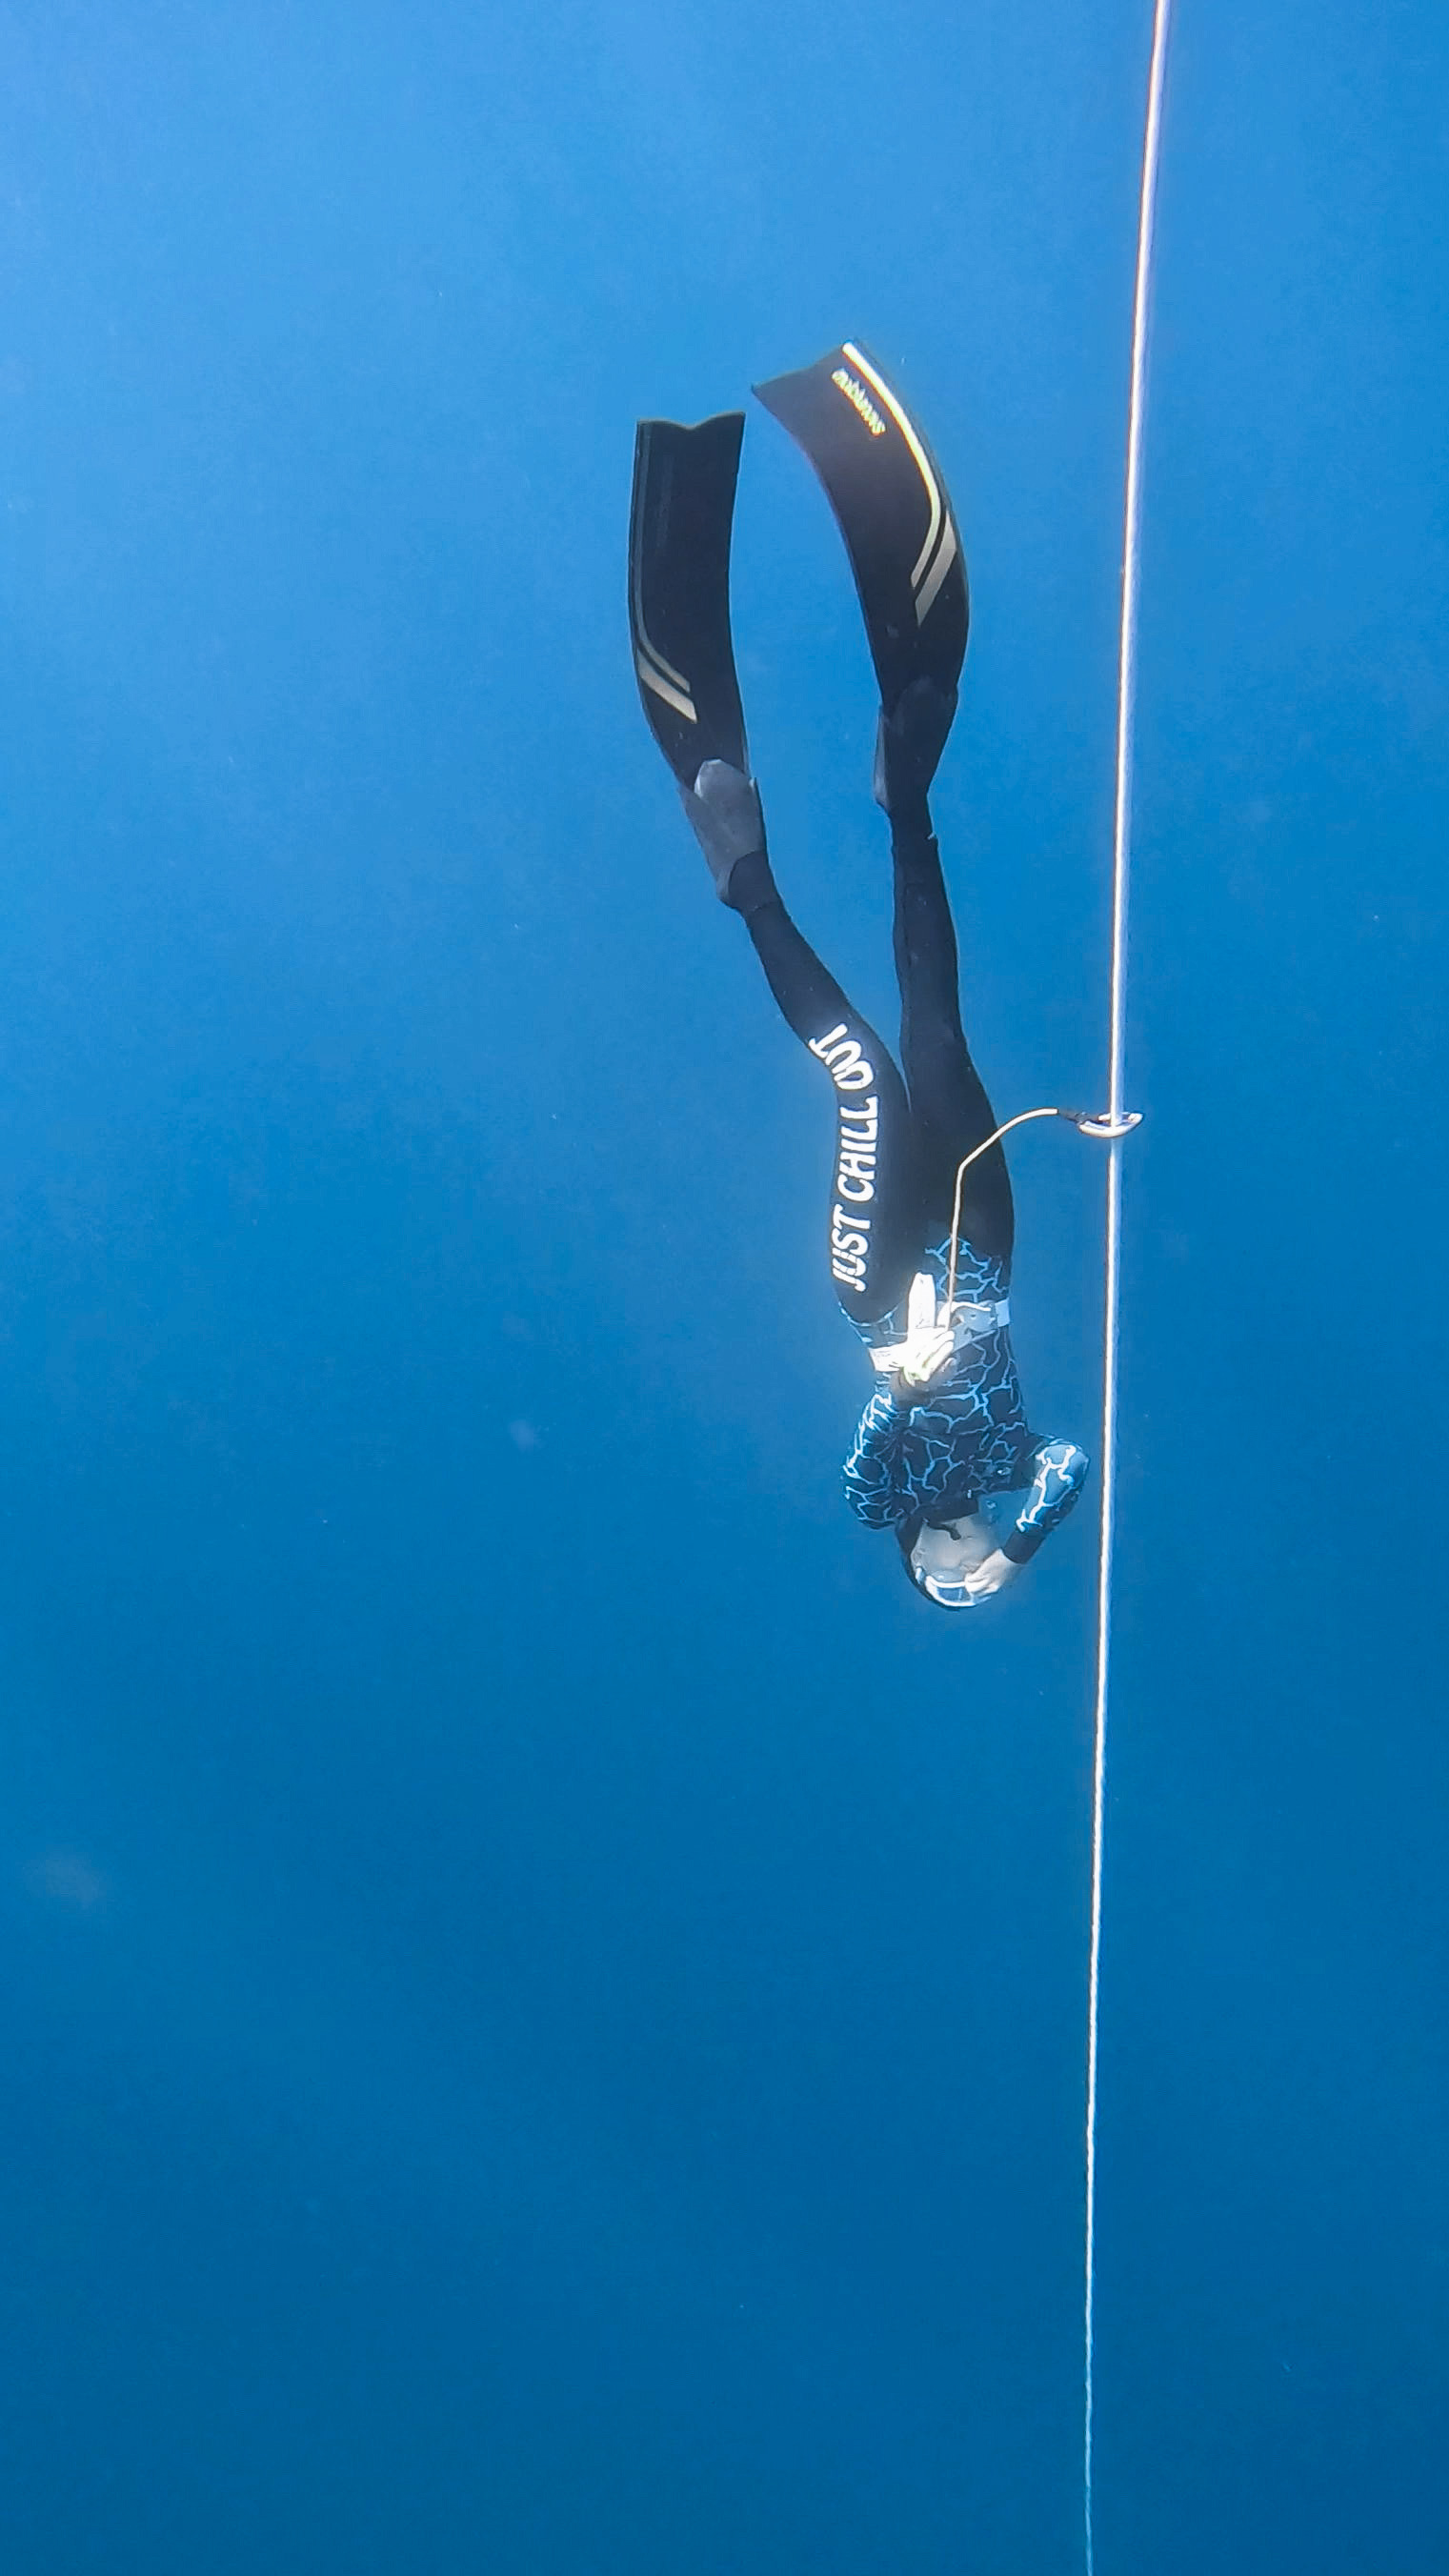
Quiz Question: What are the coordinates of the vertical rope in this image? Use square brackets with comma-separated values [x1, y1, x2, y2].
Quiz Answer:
[1084, 5, 1172, 2571]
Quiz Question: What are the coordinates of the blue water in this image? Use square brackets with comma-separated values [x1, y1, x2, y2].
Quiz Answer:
[1, 3, 1445, 2568]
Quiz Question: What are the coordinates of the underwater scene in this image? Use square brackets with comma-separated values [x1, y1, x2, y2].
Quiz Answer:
[0, 1, 1444, 2568]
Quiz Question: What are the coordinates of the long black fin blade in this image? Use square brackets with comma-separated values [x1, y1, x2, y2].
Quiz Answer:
[754, 343, 967, 714]
[628, 412, 748, 786]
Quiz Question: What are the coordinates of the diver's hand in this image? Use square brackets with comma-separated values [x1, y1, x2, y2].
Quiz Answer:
[960, 1548, 1022, 1603]
[890, 1324, 956, 1406]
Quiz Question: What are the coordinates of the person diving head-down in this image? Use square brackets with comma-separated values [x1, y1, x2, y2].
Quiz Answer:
[628, 343, 1088, 1610]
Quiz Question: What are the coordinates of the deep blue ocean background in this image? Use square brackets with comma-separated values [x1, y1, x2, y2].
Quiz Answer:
[1, 3, 1445, 2568]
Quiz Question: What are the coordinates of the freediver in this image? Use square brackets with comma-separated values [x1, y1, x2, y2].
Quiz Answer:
[628, 343, 1088, 1611]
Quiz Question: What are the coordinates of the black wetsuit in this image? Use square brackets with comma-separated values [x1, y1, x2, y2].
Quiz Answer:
[740, 811, 1088, 1564]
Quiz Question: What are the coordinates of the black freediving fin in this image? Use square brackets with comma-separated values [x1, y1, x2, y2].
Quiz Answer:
[628, 412, 749, 788]
[753, 342, 968, 718]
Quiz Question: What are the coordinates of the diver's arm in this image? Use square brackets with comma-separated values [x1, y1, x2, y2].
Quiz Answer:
[923, 1440, 1089, 1604]
[842, 1383, 912, 1528]
[1000, 1438, 1091, 1565]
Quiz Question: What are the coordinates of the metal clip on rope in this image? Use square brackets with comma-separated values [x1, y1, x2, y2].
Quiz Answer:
[943, 1106, 1143, 1312]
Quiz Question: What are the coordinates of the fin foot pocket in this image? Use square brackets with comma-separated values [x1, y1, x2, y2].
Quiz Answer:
[678, 760, 775, 913]
[874, 674, 959, 819]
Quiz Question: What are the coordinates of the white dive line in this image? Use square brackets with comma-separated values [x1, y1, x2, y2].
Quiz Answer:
[1085, 5, 1172, 2574]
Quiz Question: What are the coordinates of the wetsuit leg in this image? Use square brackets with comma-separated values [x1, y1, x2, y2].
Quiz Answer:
[891, 816, 1014, 1276]
[743, 896, 918, 1323]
